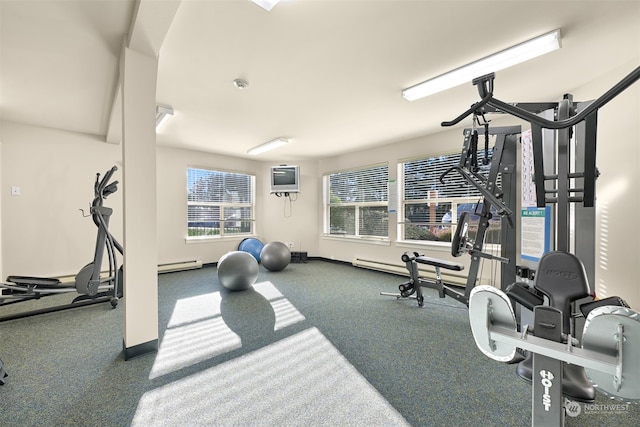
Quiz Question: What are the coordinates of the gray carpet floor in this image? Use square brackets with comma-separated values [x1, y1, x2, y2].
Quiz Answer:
[0, 260, 637, 426]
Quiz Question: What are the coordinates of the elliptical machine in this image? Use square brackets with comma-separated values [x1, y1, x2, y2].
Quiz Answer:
[0, 166, 123, 322]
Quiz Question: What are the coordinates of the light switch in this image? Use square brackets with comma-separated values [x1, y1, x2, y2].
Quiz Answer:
[11, 186, 20, 196]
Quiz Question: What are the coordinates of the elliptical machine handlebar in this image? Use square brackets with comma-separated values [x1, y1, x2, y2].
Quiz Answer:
[89, 167, 122, 257]
[96, 165, 118, 195]
[93, 166, 118, 207]
[98, 165, 117, 189]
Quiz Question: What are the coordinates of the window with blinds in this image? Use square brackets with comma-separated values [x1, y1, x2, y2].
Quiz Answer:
[187, 167, 255, 238]
[401, 149, 500, 242]
[326, 164, 389, 238]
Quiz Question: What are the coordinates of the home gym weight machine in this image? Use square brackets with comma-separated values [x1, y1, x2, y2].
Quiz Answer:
[381, 124, 521, 307]
[448, 66, 640, 426]
[0, 166, 123, 323]
[469, 279, 639, 425]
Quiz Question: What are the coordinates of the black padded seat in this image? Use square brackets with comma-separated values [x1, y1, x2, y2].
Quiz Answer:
[533, 251, 591, 332]
[506, 282, 543, 309]
[580, 296, 630, 317]
[414, 256, 464, 271]
[516, 251, 595, 403]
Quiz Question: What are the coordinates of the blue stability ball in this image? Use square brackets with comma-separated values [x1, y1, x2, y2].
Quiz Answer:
[217, 251, 259, 291]
[238, 238, 264, 262]
[260, 241, 291, 272]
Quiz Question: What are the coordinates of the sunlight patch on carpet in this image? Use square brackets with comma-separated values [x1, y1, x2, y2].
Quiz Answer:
[150, 282, 305, 379]
[253, 281, 305, 330]
[133, 327, 410, 426]
[149, 292, 241, 379]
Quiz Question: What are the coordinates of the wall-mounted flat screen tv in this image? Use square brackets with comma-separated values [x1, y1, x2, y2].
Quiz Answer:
[270, 165, 300, 193]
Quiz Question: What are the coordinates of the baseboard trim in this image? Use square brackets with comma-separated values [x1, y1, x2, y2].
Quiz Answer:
[312, 257, 349, 265]
[205, 257, 347, 269]
[122, 339, 158, 361]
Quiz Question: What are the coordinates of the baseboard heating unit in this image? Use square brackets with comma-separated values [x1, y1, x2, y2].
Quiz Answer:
[157, 259, 203, 274]
[53, 260, 204, 284]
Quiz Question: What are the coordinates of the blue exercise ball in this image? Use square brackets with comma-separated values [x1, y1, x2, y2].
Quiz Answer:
[260, 241, 291, 272]
[238, 238, 264, 262]
[217, 251, 259, 291]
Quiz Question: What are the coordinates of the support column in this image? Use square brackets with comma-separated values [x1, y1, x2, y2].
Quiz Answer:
[121, 46, 159, 359]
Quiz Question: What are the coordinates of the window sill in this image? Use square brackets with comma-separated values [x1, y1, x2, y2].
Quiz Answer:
[396, 239, 501, 254]
[395, 239, 452, 253]
[185, 234, 256, 244]
[321, 234, 391, 246]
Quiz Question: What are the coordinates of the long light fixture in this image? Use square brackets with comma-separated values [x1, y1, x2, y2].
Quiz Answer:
[247, 137, 289, 155]
[250, 0, 281, 12]
[156, 104, 174, 130]
[402, 29, 561, 101]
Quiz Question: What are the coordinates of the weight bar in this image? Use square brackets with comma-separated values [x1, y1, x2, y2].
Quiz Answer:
[468, 285, 518, 362]
[581, 304, 640, 402]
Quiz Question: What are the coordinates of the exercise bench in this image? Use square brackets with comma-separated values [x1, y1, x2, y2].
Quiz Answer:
[381, 252, 464, 307]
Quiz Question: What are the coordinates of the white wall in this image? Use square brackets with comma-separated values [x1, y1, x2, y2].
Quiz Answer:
[0, 139, 3, 281]
[0, 125, 319, 277]
[257, 160, 319, 255]
[316, 61, 640, 307]
[156, 146, 260, 266]
[0, 121, 122, 277]
[155, 147, 320, 265]
[1, 61, 638, 307]
[570, 60, 640, 308]
[316, 119, 523, 283]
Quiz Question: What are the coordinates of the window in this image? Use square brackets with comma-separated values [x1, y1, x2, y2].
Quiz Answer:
[325, 164, 389, 239]
[400, 150, 501, 243]
[187, 167, 255, 238]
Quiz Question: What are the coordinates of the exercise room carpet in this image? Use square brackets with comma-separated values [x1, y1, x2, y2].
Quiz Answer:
[0, 261, 638, 426]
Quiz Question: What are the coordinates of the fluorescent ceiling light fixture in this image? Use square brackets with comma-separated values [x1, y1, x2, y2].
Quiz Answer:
[247, 137, 289, 155]
[402, 29, 561, 101]
[250, 0, 281, 12]
[155, 104, 174, 130]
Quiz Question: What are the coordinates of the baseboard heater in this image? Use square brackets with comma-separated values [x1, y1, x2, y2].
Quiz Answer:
[352, 257, 468, 287]
[158, 259, 203, 274]
[53, 260, 204, 284]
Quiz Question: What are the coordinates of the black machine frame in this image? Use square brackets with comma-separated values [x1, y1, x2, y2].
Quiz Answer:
[382, 125, 521, 307]
[449, 66, 640, 426]
[442, 66, 640, 253]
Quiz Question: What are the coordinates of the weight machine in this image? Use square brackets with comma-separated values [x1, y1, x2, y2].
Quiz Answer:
[381, 124, 520, 307]
[0, 166, 123, 323]
[470, 277, 639, 425]
[447, 66, 640, 425]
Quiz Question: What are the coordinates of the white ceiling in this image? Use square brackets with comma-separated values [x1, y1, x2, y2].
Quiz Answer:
[1, 0, 639, 161]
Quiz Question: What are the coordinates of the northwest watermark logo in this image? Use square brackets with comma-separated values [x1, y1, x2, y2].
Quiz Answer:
[565, 400, 582, 417]
[565, 399, 631, 417]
